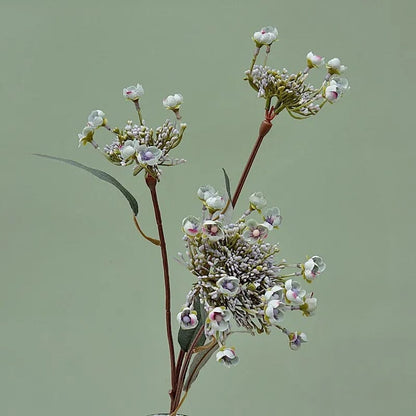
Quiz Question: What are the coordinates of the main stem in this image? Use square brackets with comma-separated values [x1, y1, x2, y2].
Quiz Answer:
[232, 118, 274, 207]
[145, 174, 176, 406]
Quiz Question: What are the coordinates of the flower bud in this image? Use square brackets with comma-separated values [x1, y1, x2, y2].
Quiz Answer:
[306, 51, 324, 68]
[326, 58, 347, 75]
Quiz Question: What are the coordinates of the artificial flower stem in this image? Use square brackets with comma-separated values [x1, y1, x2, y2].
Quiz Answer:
[145, 174, 176, 404]
[232, 117, 274, 207]
[171, 325, 205, 413]
[134, 100, 144, 125]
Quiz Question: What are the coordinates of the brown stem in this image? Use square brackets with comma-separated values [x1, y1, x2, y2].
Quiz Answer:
[145, 174, 176, 406]
[171, 325, 205, 413]
[231, 119, 273, 207]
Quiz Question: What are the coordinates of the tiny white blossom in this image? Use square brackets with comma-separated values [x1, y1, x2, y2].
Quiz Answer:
[265, 299, 285, 324]
[302, 256, 326, 282]
[182, 216, 201, 237]
[120, 140, 138, 159]
[288, 331, 308, 350]
[78, 125, 96, 147]
[177, 307, 198, 330]
[306, 51, 324, 68]
[216, 347, 239, 368]
[87, 110, 106, 128]
[216, 276, 240, 297]
[202, 220, 224, 241]
[197, 185, 216, 201]
[300, 295, 318, 316]
[208, 306, 232, 332]
[263, 207, 282, 230]
[123, 83, 144, 101]
[253, 26, 278, 46]
[163, 93, 183, 110]
[205, 195, 226, 211]
[242, 219, 269, 243]
[249, 192, 267, 210]
[285, 279, 306, 304]
[326, 58, 347, 75]
[264, 285, 284, 302]
[136, 145, 162, 166]
[325, 84, 339, 102]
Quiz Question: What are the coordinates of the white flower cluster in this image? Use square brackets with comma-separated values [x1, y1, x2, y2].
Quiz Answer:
[246, 27, 349, 118]
[103, 119, 187, 176]
[177, 187, 327, 366]
[77, 83, 187, 178]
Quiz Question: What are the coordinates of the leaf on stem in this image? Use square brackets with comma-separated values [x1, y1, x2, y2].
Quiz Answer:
[178, 300, 207, 352]
[34, 154, 139, 216]
[183, 341, 218, 392]
[222, 168, 232, 202]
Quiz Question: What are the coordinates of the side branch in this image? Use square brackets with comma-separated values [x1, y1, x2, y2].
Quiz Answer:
[232, 116, 274, 207]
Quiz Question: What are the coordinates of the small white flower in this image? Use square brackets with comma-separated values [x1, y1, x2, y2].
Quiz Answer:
[202, 220, 224, 241]
[162, 93, 183, 110]
[263, 207, 282, 230]
[325, 85, 339, 102]
[285, 279, 306, 304]
[325, 77, 349, 103]
[242, 219, 269, 243]
[208, 306, 232, 332]
[249, 192, 267, 211]
[87, 110, 106, 128]
[306, 51, 324, 68]
[120, 140, 138, 159]
[205, 195, 226, 211]
[177, 307, 198, 330]
[330, 77, 350, 92]
[197, 185, 216, 201]
[78, 125, 95, 147]
[123, 83, 144, 101]
[300, 295, 318, 316]
[216, 347, 239, 368]
[253, 26, 278, 46]
[136, 145, 162, 166]
[265, 299, 285, 324]
[326, 58, 347, 75]
[264, 285, 284, 303]
[302, 256, 326, 282]
[216, 275, 240, 297]
[288, 331, 308, 351]
[182, 216, 201, 237]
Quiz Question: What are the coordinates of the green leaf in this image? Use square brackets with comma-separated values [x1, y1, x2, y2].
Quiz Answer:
[34, 154, 139, 216]
[177, 300, 207, 352]
[222, 168, 232, 202]
[183, 342, 218, 392]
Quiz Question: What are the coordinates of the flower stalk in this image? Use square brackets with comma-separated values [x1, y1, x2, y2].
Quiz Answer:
[145, 173, 176, 401]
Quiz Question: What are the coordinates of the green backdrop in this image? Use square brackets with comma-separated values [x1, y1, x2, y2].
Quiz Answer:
[1, 0, 415, 415]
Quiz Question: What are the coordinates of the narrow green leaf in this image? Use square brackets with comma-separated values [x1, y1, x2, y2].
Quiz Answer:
[177, 300, 207, 352]
[222, 168, 232, 202]
[184, 342, 218, 392]
[34, 154, 139, 216]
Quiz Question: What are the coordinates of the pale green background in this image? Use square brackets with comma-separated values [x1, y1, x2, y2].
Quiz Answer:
[1, 0, 414, 415]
